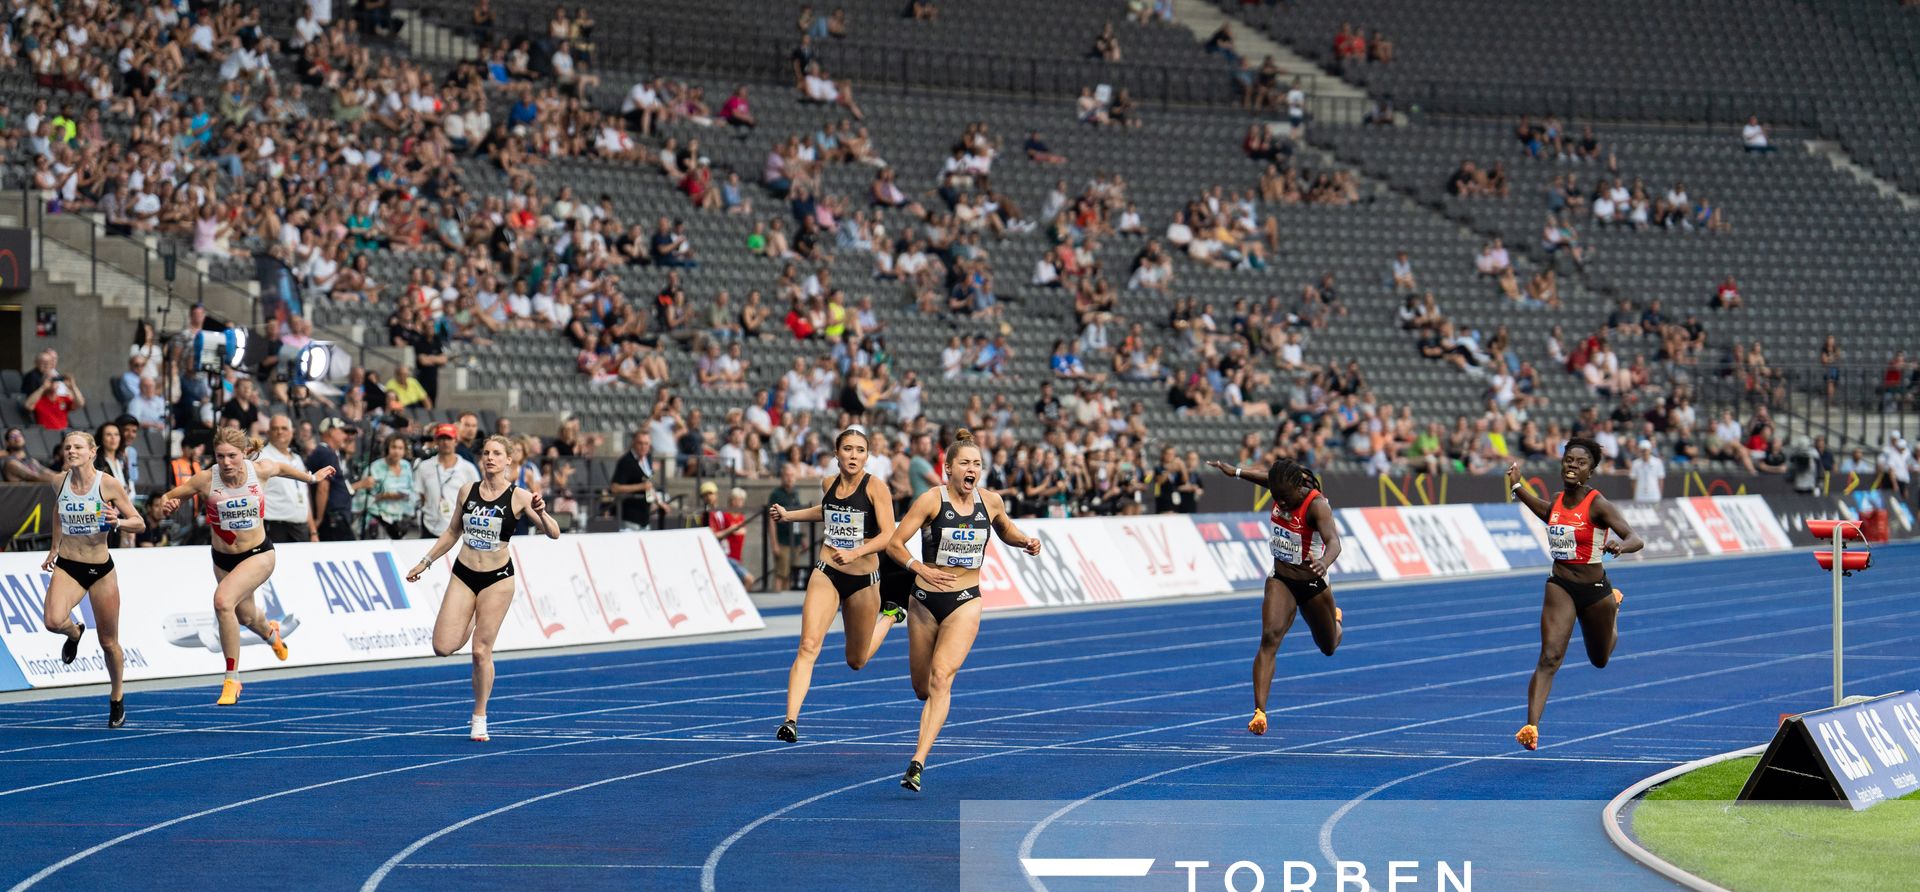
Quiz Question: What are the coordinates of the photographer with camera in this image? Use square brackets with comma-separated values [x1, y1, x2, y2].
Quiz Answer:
[23, 360, 84, 431]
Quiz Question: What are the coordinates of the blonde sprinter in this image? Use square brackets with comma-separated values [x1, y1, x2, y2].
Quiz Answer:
[406, 436, 561, 742]
[157, 428, 333, 705]
[766, 427, 900, 742]
[885, 429, 1041, 792]
[42, 432, 145, 726]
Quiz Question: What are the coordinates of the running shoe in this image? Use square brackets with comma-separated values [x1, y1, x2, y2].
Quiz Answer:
[266, 620, 289, 661]
[215, 679, 243, 706]
[1248, 708, 1268, 736]
[470, 715, 489, 742]
[1334, 607, 1344, 624]
[1612, 588, 1625, 606]
[901, 760, 923, 792]
[1515, 724, 1539, 751]
[880, 602, 906, 624]
[108, 698, 125, 729]
[60, 622, 85, 665]
[776, 719, 798, 743]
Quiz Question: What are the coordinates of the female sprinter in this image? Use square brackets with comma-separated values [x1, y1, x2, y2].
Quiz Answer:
[405, 435, 560, 742]
[42, 431, 144, 726]
[1506, 437, 1641, 750]
[886, 429, 1041, 792]
[766, 427, 900, 743]
[1207, 458, 1344, 736]
[157, 429, 332, 704]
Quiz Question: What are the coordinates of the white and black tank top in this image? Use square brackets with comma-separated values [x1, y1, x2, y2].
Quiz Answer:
[57, 470, 108, 538]
[460, 481, 516, 553]
[923, 488, 990, 570]
[821, 473, 876, 551]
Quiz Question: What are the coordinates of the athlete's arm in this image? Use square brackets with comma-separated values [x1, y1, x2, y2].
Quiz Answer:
[887, 489, 955, 586]
[155, 469, 212, 515]
[1593, 497, 1645, 556]
[259, 459, 327, 485]
[41, 496, 61, 572]
[407, 482, 473, 581]
[1505, 462, 1551, 521]
[841, 475, 897, 560]
[102, 476, 146, 535]
[987, 491, 1042, 556]
[1206, 459, 1268, 487]
[516, 486, 562, 539]
[770, 480, 828, 523]
[1305, 495, 1340, 577]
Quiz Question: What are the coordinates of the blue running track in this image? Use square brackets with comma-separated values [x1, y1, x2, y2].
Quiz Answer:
[1, 545, 1916, 890]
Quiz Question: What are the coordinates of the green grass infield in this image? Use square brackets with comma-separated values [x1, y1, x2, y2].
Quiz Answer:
[1633, 756, 1920, 892]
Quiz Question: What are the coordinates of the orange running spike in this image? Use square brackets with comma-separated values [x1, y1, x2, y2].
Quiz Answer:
[1248, 708, 1268, 736]
[215, 679, 242, 706]
[1515, 724, 1539, 750]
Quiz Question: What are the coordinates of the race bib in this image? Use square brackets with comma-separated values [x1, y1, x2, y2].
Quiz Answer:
[219, 497, 259, 532]
[464, 512, 505, 551]
[59, 497, 101, 536]
[825, 509, 865, 550]
[1270, 525, 1303, 564]
[934, 526, 986, 569]
[1547, 524, 1578, 561]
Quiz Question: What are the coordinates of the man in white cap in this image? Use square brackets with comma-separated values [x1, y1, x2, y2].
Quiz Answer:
[1629, 439, 1664, 502]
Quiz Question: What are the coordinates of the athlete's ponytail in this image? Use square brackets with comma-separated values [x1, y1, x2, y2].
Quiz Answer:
[1265, 458, 1320, 499]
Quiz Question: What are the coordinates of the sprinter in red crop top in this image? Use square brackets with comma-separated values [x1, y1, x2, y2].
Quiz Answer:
[1208, 457, 1345, 738]
[1506, 437, 1643, 751]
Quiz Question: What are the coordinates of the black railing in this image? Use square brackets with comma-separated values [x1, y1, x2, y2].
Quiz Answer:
[410, 11, 1321, 110]
[1395, 79, 1839, 134]
[1691, 363, 1920, 453]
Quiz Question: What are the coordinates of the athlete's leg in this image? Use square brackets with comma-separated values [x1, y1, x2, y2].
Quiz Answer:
[1526, 583, 1579, 727]
[214, 553, 279, 663]
[431, 576, 480, 655]
[910, 601, 983, 765]
[1575, 591, 1621, 669]
[841, 585, 882, 669]
[1252, 577, 1301, 713]
[466, 579, 517, 717]
[89, 574, 124, 702]
[784, 571, 841, 722]
[1297, 587, 1343, 656]
[42, 568, 86, 638]
[908, 599, 939, 701]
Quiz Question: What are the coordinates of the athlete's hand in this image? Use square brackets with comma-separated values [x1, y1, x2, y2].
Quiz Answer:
[1021, 537, 1042, 557]
[156, 497, 179, 516]
[1205, 460, 1235, 477]
[1308, 557, 1329, 578]
[829, 547, 853, 566]
[1504, 462, 1522, 490]
[768, 503, 787, 523]
[916, 563, 957, 586]
[101, 503, 120, 523]
[1602, 541, 1624, 557]
[40, 551, 55, 573]
[529, 490, 547, 514]
[406, 560, 429, 583]
[313, 466, 337, 482]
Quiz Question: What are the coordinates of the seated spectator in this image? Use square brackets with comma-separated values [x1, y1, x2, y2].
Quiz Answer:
[720, 85, 755, 131]
[1710, 275, 1742, 310]
[1024, 130, 1067, 165]
[800, 64, 864, 120]
[1741, 115, 1772, 153]
[1077, 86, 1110, 126]
[1092, 22, 1121, 61]
[1390, 250, 1416, 292]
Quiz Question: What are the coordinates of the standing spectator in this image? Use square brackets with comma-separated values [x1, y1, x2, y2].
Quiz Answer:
[705, 485, 757, 588]
[1879, 433, 1911, 502]
[414, 424, 481, 537]
[766, 460, 807, 589]
[611, 429, 656, 529]
[356, 434, 418, 539]
[308, 418, 357, 541]
[1628, 439, 1665, 502]
[259, 415, 313, 543]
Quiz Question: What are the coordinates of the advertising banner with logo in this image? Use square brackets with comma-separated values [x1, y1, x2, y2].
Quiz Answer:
[1679, 495, 1793, 554]
[978, 514, 1232, 611]
[1472, 504, 1553, 569]
[0, 529, 760, 692]
[1344, 505, 1513, 580]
